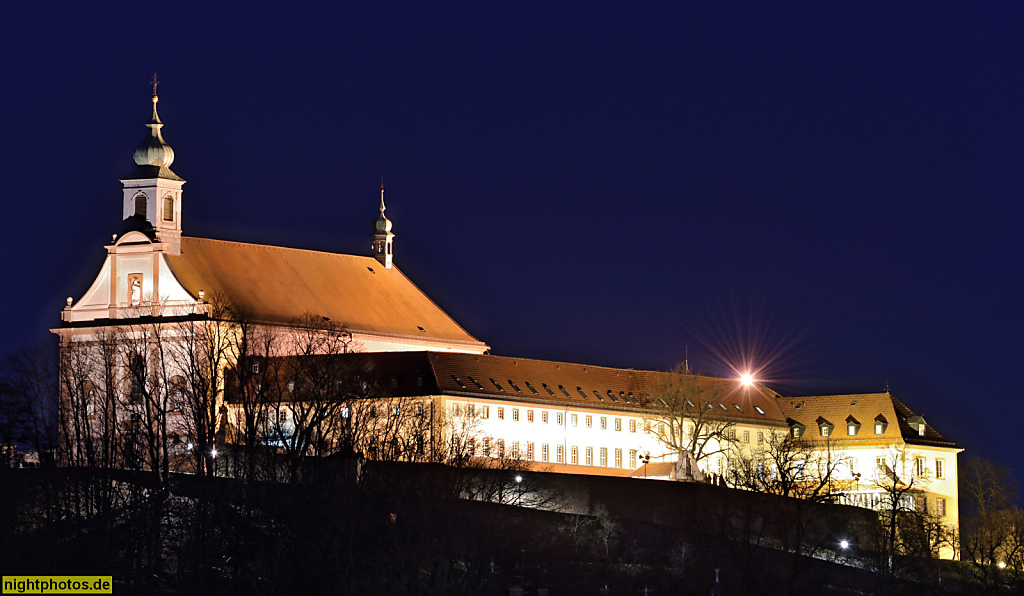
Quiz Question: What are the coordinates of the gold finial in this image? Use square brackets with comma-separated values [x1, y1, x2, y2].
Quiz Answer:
[149, 72, 160, 102]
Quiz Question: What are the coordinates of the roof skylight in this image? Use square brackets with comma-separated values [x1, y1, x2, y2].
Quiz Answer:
[490, 378, 505, 392]
[542, 383, 556, 396]
[525, 382, 539, 395]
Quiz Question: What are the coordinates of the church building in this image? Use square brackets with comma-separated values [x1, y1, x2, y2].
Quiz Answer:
[54, 90, 962, 558]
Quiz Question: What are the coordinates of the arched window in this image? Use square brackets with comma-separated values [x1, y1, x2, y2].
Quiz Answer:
[134, 194, 147, 217]
[162, 195, 174, 221]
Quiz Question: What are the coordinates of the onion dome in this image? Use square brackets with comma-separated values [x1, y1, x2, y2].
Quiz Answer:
[373, 185, 393, 234]
[132, 95, 175, 168]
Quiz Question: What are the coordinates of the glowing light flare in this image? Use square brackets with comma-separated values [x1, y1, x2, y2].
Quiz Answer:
[739, 372, 755, 387]
[839, 540, 849, 550]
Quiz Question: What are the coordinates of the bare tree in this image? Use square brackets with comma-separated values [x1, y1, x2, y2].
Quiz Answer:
[960, 456, 1024, 587]
[646, 368, 737, 479]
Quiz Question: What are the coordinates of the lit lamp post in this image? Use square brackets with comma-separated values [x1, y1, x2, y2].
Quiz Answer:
[515, 474, 523, 505]
[210, 446, 218, 477]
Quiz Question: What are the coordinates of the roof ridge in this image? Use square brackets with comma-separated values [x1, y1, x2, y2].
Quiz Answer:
[181, 236, 379, 262]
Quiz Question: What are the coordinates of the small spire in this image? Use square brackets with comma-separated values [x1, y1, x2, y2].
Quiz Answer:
[379, 176, 386, 213]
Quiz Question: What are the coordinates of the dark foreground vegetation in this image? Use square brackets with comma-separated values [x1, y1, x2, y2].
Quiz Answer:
[0, 461, 1013, 596]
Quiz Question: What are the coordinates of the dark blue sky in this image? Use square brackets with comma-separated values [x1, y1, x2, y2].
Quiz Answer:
[2, 3, 1022, 474]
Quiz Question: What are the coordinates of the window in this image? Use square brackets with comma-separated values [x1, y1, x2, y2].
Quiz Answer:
[559, 385, 570, 398]
[848, 424, 857, 436]
[468, 437, 475, 455]
[134, 193, 147, 217]
[490, 378, 504, 391]
[644, 420, 651, 433]
[820, 425, 830, 437]
[512, 441, 520, 459]
[743, 430, 749, 443]
[467, 404, 475, 417]
[468, 376, 484, 389]
[571, 446, 578, 465]
[629, 450, 637, 469]
[629, 419, 636, 433]
[556, 444, 564, 463]
[849, 458, 858, 477]
[525, 382, 539, 395]
[586, 415, 593, 428]
[599, 447, 607, 467]
[162, 195, 174, 221]
[483, 438, 490, 457]
[794, 460, 805, 479]
[935, 458, 945, 479]
[279, 409, 288, 423]
[542, 443, 549, 462]
[509, 381, 522, 393]
[526, 442, 534, 460]
[577, 387, 588, 400]
[658, 422, 665, 435]
[497, 439, 505, 459]
[556, 412, 563, 425]
[607, 390, 617, 402]
[615, 448, 622, 468]
[527, 410, 534, 423]
[512, 409, 519, 422]
[593, 390, 603, 401]
[758, 431, 764, 444]
[482, 406, 489, 419]
[416, 404, 424, 416]
[542, 411, 549, 424]
[451, 376, 466, 389]
[876, 456, 887, 471]
[754, 406, 765, 415]
[392, 405, 400, 416]
[937, 498, 947, 516]
[571, 414, 577, 427]
[915, 456, 926, 477]
[874, 415, 888, 435]
[586, 447, 593, 466]
[600, 417, 606, 430]
[451, 403, 461, 416]
[542, 383, 556, 396]
[498, 408, 504, 420]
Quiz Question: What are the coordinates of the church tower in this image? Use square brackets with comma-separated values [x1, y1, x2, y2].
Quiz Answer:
[120, 87, 185, 255]
[371, 180, 394, 269]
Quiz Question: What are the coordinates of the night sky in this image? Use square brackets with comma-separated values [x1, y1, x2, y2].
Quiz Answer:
[2, 3, 1022, 477]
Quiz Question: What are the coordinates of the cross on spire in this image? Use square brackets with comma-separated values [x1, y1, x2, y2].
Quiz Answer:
[150, 72, 160, 96]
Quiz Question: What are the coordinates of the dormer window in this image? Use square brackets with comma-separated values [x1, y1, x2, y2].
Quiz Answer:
[908, 415, 927, 436]
[816, 417, 834, 438]
[874, 414, 888, 435]
[846, 415, 861, 436]
[791, 423, 806, 439]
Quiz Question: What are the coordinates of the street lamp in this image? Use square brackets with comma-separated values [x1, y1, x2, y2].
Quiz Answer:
[840, 540, 849, 550]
